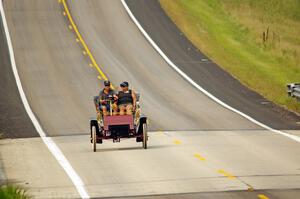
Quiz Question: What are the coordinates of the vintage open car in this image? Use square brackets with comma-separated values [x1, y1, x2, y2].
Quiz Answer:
[90, 93, 148, 152]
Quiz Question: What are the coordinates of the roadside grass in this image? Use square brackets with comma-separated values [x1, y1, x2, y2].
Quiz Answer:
[0, 185, 30, 199]
[160, 0, 300, 113]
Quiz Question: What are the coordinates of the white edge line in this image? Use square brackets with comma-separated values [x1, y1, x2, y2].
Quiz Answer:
[120, 0, 300, 143]
[0, 1, 90, 198]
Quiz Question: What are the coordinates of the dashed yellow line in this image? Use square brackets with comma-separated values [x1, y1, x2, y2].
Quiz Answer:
[60, 0, 110, 84]
[258, 194, 270, 199]
[194, 153, 206, 161]
[217, 169, 236, 179]
[173, 139, 182, 144]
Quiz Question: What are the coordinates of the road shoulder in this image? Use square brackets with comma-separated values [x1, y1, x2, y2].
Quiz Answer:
[125, 0, 300, 130]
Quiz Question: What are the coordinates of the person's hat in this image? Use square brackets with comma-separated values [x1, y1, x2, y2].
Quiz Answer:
[104, 80, 111, 86]
[120, 81, 129, 87]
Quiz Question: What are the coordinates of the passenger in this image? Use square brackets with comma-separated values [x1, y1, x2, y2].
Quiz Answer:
[118, 81, 136, 115]
[98, 80, 118, 116]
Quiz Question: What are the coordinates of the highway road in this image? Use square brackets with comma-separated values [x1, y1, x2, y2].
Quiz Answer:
[0, 0, 299, 198]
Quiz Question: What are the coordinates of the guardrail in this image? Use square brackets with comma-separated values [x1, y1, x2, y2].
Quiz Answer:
[287, 83, 300, 100]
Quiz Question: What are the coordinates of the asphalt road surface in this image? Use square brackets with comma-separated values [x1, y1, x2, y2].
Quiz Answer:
[125, 0, 300, 130]
[0, 0, 299, 198]
[0, 10, 37, 138]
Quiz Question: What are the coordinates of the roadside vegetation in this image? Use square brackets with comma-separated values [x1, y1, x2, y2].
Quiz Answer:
[160, 0, 300, 113]
[0, 185, 30, 199]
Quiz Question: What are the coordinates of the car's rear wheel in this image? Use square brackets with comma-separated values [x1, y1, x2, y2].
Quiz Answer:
[142, 123, 147, 149]
[92, 125, 97, 152]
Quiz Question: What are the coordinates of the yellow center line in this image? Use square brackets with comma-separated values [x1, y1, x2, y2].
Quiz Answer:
[60, 0, 113, 87]
[194, 153, 206, 161]
[217, 169, 236, 179]
[258, 194, 270, 199]
[173, 139, 182, 144]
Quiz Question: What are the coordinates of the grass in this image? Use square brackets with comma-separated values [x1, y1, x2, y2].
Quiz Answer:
[0, 185, 30, 199]
[160, 0, 300, 113]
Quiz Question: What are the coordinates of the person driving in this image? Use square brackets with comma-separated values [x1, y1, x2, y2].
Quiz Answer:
[98, 80, 118, 116]
[117, 81, 136, 115]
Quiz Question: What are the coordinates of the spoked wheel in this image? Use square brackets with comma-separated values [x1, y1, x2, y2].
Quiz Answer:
[142, 123, 147, 149]
[92, 125, 97, 152]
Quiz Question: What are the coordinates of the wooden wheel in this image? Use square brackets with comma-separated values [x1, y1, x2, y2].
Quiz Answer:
[142, 123, 147, 149]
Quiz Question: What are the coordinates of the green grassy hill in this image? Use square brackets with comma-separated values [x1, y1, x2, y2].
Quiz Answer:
[160, 0, 300, 113]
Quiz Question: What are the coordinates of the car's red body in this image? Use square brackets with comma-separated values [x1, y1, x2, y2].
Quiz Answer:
[103, 115, 134, 131]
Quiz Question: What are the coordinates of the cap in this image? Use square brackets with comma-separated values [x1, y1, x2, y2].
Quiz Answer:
[120, 81, 129, 87]
[104, 80, 111, 86]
